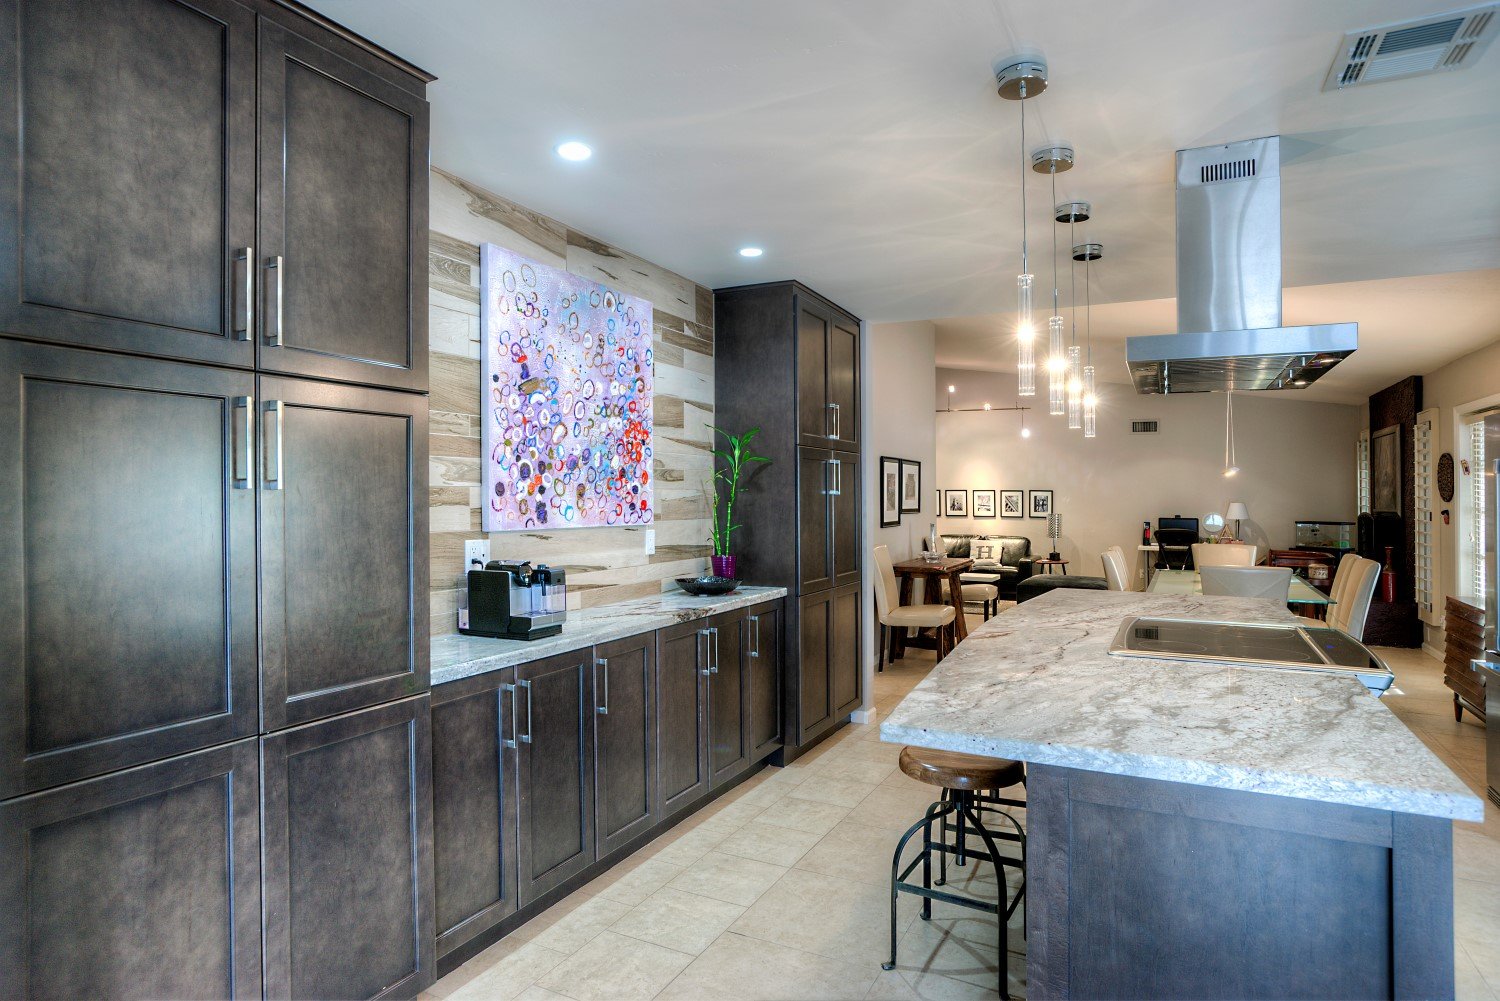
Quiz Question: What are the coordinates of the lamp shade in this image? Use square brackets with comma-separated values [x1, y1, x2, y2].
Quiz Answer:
[1225, 502, 1249, 522]
[1047, 512, 1061, 538]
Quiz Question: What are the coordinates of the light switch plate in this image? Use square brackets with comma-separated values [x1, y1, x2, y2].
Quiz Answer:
[645, 529, 656, 555]
[465, 539, 490, 571]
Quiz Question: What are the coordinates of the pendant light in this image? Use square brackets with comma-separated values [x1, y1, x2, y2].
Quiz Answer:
[1223, 390, 1240, 477]
[1057, 201, 1090, 430]
[1073, 240, 1103, 438]
[1034, 144, 1073, 416]
[997, 61, 1047, 397]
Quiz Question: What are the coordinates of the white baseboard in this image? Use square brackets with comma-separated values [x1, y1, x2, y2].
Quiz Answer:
[1421, 642, 1445, 662]
[850, 708, 875, 724]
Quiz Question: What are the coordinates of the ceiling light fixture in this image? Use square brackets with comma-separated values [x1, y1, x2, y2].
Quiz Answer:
[996, 60, 1047, 397]
[1060, 203, 1089, 430]
[555, 141, 592, 161]
[1223, 390, 1240, 477]
[1074, 240, 1103, 438]
[738, 247, 763, 258]
[1035, 144, 1073, 417]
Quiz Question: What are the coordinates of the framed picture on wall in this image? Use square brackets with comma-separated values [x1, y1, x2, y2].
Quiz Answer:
[1028, 489, 1053, 518]
[973, 489, 997, 518]
[1000, 489, 1024, 518]
[880, 456, 902, 527]
[900, 460, 922, 512]
[944, 489, 968, 517]
[1372, 425, 1401, 514]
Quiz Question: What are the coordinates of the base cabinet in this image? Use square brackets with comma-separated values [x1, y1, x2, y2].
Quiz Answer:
[657, 622, 710, 817]
[794, 584, 861, 747]
[261, 696, 435, 1001]
[514, 653, 595, 907]
[593, 634, 657, 860]
[746, 602, 783, 760]
[0, 739, 263, 1001]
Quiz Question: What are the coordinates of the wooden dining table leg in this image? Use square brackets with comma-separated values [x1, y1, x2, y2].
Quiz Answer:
[948, 569, 968, 640]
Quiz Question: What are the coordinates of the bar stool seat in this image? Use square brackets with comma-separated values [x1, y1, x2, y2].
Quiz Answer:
[899, 746, 1025, 792]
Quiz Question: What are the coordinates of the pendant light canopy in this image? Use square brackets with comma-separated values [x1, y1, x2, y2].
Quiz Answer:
[997, 61, 1047, 397]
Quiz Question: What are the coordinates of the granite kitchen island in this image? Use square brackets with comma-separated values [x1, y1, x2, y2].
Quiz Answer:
[882, 590, 1483, 1001]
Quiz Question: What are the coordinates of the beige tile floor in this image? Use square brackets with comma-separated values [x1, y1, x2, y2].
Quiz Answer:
[425, 615, 1498, 1001]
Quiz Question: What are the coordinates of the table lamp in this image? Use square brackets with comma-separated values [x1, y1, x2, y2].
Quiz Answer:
[1047, 512, 1062, 561]
[1226, 501, 1249, 541]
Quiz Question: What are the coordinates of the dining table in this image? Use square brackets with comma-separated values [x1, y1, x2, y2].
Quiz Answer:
[887, 555, 974, 659]
[1146, 568, 1335, 618]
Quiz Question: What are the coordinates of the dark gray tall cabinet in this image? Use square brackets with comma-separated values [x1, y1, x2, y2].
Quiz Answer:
[714, 282, 862, 760]
[0, 2, 434, 998]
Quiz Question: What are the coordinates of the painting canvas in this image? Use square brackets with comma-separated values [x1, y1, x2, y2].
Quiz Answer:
[480, 243, 654, 531]
[880, 456, 901, 527]
[1371, 425, 1401, 514]
[1000, 490, 1024, 518]
[900, 460, 922, 512]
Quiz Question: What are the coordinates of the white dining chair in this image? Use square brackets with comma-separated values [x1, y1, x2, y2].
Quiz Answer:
[1327, 552, 1361, 609]
[1192, 543, 1256, 568]
[874, 545, 958, 670]
[1200, 566, 1293, 601]
[1101, 546, 1131, 591]
[1328, 556, 1381, 641]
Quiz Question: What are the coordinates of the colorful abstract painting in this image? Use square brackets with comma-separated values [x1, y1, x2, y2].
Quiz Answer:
[480, 244, 653, 531]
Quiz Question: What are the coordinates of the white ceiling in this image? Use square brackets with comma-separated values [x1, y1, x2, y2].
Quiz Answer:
[308, 0, 1500, 379]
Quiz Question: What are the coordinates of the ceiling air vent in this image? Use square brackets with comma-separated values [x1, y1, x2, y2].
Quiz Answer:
[1323, 3, 1498, 91]
[1130, 420, 1159, 434]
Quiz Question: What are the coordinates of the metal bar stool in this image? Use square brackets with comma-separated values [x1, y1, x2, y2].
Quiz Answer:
[883, 746, 1026, 999]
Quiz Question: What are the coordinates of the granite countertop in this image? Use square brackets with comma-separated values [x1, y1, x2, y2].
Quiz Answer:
[881, 589, 1483, 821]
[432, 585, 787, 686]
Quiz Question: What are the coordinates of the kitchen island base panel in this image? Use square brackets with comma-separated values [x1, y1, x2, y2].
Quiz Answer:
[1025, 763, 1453, 1001]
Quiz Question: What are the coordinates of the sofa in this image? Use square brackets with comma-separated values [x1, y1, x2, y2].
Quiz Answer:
[925, 533, 1034, 600]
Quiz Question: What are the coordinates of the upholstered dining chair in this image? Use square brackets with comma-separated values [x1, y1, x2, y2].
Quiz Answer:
[1327, 552, 1362, 608]
[1327, 556, 1381, 642]
[1200, 566, 1293, 600]
[874, 545, 958, 671]
[1191, 543, 1256, 568]
[1101, 546, 1131, 591]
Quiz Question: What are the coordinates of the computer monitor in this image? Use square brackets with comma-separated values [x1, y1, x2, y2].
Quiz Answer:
[1158, 516, 1199, 535]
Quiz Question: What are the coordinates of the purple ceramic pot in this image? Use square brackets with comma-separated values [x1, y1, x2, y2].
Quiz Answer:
[710, 555, 738, 579]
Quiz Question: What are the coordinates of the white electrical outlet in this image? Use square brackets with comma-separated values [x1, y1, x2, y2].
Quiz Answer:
[464, 539, 491, 571]
[644, 529, 656, 555]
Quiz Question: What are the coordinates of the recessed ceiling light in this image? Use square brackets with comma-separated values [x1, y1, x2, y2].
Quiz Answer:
[738, 247, 763, 258]
[555, 141, 592, 162]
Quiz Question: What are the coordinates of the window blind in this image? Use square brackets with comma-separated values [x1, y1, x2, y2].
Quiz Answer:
[1413, 410, 1436, 622]
[1469, 419, 1486, 602]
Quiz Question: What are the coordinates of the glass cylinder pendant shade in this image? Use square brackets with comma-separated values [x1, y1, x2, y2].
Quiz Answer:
[1082, 365, 1097, 438]
[1016, 274, 1035, 396]
[1066, 344, 1083, 429]
[1047, 315, 1065, 415]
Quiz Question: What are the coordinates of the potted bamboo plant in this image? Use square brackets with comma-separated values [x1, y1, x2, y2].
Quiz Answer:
[708, 425, 769, 579]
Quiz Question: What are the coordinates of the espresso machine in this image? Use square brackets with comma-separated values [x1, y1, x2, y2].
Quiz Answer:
[460, 560, 568, 640]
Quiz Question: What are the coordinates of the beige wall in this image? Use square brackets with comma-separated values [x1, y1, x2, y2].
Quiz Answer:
[935, 368, 1364, 586]
[427, 167, 716, 636]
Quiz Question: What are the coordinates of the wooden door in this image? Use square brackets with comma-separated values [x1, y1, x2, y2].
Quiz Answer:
[746, 602, 783, 761]
[796, 301, 832, 447]
[262, 695, 435, 1001]
[831, 450, 861, 589]
[257, 17, 428, 391]
[707, 611, 749, 789]
[0, 738, 263, 1000]
[656, 622, 709, 817]
[830, 584, 862, 718]
[0, 341, 258, 798]
[798, 592, 832, 743]
[258, 375, 428, 729]
[829, 316, 859, 448]
[798, 448, 834, 593]
[0, 0, 257, 367]
[431, 670, 517, 960]
[514, 652, 595, 906]
[593, 634, 657, 860]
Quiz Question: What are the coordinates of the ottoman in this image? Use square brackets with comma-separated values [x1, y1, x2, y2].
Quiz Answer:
[1015, 574, 1109, 604]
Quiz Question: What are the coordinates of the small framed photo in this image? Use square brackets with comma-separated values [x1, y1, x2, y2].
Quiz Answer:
[1028, 489, 1053, 519]
[944, 489, 968, 517]
[1000, 489, 1025, 519]
[973, 489, 997, 518]
[879, 456, 902, 527]
[899, 460, 922, 513]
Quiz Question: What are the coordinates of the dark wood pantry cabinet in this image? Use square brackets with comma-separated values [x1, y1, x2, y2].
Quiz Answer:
[715, 282, 863, 759]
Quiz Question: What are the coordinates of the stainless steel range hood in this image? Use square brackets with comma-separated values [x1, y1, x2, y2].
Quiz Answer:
[1126, 136, 1357, 394]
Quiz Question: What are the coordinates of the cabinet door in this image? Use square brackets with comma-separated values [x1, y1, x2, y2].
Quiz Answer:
[259, 375, 428, 730]
[431, 671, 516, 960]
[831, 451, 861, 589]
[830, 583, 862, 718]
[0, 739, 262, 1001]
[796, 301, 832, 447]
[798, 592, 832, 743]
[829, 316, 859, 448]
[262, 695, 435, 1001]
[746, 602, 783, 761]
[798, 448, 834, 593]
[593, 634, 656, 860]
[0, 0, 256, 367]
[0, 341, 258, 798]
[257, 18, 428, 391]
[514, 652, 595, 907]
[656, 622, 709, 817]
[707, 611, 749, 789]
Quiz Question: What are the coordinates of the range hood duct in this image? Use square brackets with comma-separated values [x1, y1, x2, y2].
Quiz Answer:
[1126, 136, 1357, 394]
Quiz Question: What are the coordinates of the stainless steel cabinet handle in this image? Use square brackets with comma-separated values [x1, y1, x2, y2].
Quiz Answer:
[747, 614, 760, 658]
[233, 247, 253, 340]
[595, 658, 609, 715]
[519, 679, 533, 743]
[711, 627, 720, 674]
[232, 396, 254, 489]
[264, 256, 284, 346]
[699, 628, 714, 676]
[830, 402, 841, 439]
[829, 459, 842, 496]
[262, 399, 284, 490]
[826, 402, 838, 439]
[502, 683, 518, 748]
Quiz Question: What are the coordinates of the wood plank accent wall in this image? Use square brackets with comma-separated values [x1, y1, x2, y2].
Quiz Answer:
[427, 167, 715, 636]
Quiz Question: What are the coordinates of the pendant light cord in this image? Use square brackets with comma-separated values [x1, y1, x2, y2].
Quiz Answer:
[1019, 82, 1027, 276]
[1050, 168, 1059, 314]
[1069, 218, 1077, 346]
[1085, 236, 1092, 365]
